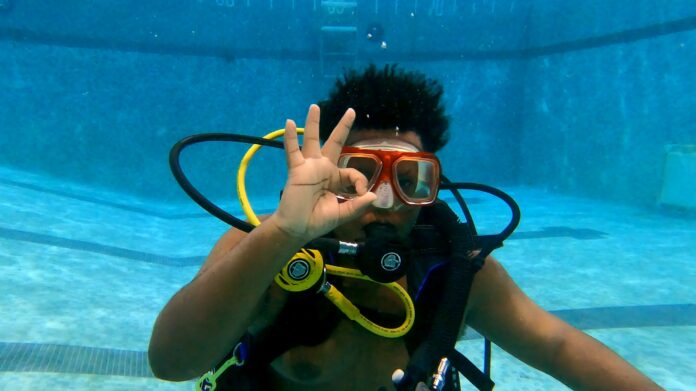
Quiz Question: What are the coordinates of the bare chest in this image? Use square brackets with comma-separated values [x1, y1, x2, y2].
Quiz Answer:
[269, 319, 409, 391]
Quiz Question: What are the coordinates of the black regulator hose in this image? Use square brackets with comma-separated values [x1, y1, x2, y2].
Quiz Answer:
[170, 134, 520, 254]
[440, 178, 521, 252]
[169, 133, 283, 233]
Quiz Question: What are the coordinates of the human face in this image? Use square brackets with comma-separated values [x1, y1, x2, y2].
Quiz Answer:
[333, 130, 430, 241]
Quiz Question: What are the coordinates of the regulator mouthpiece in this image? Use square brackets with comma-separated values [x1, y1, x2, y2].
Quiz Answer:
[357, 223, 412, 283]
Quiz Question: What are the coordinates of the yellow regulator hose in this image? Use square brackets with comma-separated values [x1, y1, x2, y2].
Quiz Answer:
[236, 128, 415, 338]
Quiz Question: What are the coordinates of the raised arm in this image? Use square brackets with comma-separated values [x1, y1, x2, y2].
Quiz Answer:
[147, 105, 377, 380]
[465, 257, 663, 391]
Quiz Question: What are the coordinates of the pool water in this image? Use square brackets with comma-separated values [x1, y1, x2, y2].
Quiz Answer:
[1, 165, 693, 390]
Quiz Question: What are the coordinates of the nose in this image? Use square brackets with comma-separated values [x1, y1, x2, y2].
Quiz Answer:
[372, 181, 394, 209]
[371, 180, 407, 210]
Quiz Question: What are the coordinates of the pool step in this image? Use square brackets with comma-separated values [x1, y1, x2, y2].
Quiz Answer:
[319, 0, 358, 78]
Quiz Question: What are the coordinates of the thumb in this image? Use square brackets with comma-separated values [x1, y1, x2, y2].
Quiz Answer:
[416, 382, 432, 391]
[336, 192, 377, 225]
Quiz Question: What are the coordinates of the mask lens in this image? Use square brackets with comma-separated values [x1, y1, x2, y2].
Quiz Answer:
[337, 155, 380, 196]
[394, 159, 437, 202]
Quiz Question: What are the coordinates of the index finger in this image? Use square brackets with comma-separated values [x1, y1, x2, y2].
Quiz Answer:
[321, 108, 356, 163]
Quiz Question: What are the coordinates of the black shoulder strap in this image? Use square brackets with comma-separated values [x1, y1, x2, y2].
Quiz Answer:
[448, 349, 495, 391]
[401, 201, 494, 391]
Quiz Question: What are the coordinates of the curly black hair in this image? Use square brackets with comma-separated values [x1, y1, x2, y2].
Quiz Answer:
[318, 64, 450, 153]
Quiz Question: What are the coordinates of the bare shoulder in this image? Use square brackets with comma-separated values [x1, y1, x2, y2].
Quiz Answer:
[465, 256, 537, 327]
[196, 214, 273, 277]
[196, 226, 249, 277]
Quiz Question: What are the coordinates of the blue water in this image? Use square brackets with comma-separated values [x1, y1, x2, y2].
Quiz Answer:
[1, 1, 695, 390]
[1, 165, 694, 390]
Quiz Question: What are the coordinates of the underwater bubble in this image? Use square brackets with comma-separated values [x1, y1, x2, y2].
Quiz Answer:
[366, 22, 384, 42]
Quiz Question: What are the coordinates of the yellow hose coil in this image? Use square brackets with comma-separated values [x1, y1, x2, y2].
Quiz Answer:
[236, 128, 415, 338]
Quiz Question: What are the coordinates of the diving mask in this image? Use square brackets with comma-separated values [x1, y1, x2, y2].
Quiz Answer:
[337, 138, 441, 208]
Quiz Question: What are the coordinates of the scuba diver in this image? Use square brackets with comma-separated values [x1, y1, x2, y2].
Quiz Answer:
[148, 65, 662, 390]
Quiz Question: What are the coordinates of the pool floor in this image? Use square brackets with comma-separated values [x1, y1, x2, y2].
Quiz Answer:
[0, 166, 694, 390]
